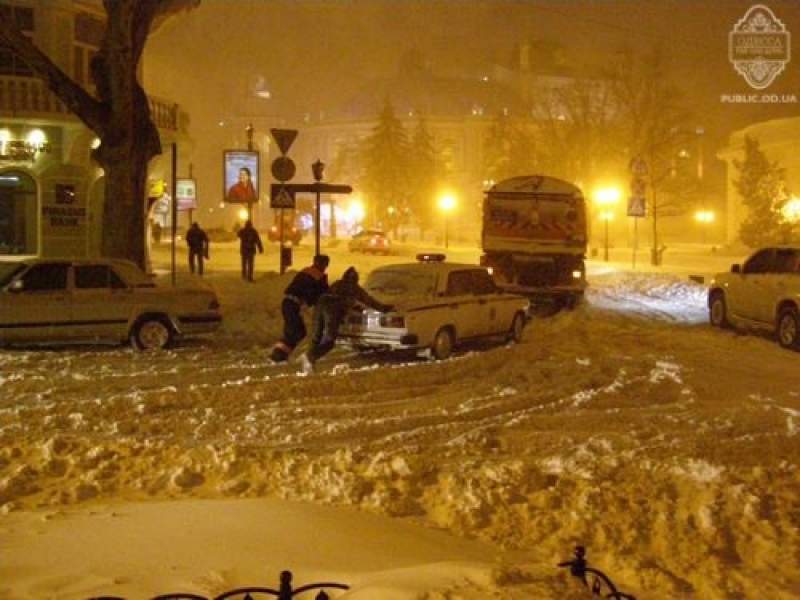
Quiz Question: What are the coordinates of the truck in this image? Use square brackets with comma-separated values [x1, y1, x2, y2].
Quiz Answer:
[480, 175, 588, 308]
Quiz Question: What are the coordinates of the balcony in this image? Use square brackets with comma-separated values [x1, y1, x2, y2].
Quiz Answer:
[0, 75, 181, 132]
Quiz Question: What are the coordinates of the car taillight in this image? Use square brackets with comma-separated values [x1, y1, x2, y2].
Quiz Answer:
[380, 314, 405, 328]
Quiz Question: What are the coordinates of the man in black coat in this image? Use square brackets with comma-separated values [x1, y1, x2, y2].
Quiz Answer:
[185, 222, 209, 275]
[269, 254, 330, 362]
[237, 220, 264, 282]
[299, 266, 392, 372]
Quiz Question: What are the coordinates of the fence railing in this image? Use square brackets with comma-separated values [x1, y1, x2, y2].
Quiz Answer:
[558, 545, 637, 600]
[87, 570, 349, 600]
[0, 75, 180, 132]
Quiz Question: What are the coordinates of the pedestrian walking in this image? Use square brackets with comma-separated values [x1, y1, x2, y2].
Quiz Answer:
[269, 254, 330, 363]
[237, 219, 264, 282]
[299, 266, 392, 373]
[185, 222, 209, 275]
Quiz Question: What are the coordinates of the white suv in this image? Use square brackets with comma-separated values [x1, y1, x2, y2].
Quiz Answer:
[708, 246, 800, 349]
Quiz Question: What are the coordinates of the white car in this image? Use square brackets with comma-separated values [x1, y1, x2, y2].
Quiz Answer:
[0, 258, 222, 350]
[707, 246, 800, 349]
[338, 254, 529, 360]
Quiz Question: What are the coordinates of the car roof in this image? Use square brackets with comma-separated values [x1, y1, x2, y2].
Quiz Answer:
[9, 257, 153, 283]
[369, 261, 489, 275]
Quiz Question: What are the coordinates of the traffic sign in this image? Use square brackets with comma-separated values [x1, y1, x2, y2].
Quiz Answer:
[271, 156, 296, 182]
[270, 128, 298, 155]
[628, 195, 646, 217]
[281, 183, 353, 194]
[270, 184, 296, 209]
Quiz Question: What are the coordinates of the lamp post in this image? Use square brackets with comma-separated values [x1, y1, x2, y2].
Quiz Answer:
[600, 211, 614, 262]
[694, 210, 715, 245]
[245, 123, 254, 221]
[593, 187, 621, 263]
[312, 159, 325, 256]
[438, 192, 456, 249]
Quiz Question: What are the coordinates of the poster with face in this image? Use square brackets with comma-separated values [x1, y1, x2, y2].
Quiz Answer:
[223, 150, 259, 204]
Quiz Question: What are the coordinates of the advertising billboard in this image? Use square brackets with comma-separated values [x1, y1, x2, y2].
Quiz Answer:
[176, 178, 197, 211]
[223, 150, 259, 204]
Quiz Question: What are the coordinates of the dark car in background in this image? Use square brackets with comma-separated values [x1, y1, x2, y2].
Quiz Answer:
[267, 222, 302, 245]
[348, 229, 391, 254]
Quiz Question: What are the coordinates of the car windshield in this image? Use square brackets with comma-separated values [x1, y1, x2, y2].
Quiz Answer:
[365, 269, 435, 298]
[0, 262, 26, 288]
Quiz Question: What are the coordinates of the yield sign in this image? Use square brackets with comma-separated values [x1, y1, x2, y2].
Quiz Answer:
[270, 128, 298, 156]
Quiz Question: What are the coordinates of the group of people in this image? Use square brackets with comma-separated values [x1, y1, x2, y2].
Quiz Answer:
[269, 254, 392, 372]
[185, 222, 389, 371]
[184, 220, 264, 281]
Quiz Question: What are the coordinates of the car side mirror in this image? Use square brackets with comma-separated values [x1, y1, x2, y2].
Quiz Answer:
[731, 264, 741, 274]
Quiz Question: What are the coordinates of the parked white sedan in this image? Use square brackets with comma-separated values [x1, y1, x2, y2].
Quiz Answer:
[338, 254, 529, 360]
[0, 258, 222, 350]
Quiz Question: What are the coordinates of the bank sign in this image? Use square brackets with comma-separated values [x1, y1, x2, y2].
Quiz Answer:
[729, 4, 791, 90]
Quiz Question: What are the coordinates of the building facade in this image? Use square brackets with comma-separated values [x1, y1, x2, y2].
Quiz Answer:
[0, 0, 188, 260]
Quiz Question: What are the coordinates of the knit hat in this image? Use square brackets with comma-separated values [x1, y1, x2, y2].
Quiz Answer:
[343, 266, 359, 283]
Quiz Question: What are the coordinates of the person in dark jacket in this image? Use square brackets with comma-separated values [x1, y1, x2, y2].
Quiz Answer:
[185, 222, 210, 275]
[299, 266, 392, 372]
[269, 254, 330, 362]
[237, 220, 264, 282]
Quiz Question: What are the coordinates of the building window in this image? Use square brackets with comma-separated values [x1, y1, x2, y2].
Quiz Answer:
[0, 4, 35, 77]
[0, 171, 38, 256]
[73, 12, 104, 86]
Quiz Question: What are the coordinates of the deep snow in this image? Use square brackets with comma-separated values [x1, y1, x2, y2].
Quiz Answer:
[0, 243, 798, 599]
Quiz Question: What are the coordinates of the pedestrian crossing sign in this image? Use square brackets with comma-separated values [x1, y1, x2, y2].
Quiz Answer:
[270, 184, 296, 209]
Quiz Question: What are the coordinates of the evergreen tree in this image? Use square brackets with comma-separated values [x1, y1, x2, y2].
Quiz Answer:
[734, 136, 792, 247]
[359, 99, 411, 229]
[407, 115, 438, 236]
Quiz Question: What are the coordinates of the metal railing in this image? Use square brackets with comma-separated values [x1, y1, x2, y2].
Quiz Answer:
[87, 570, 349, 600]
[0, 75, 180, 132]
[558, 546, 637, 599]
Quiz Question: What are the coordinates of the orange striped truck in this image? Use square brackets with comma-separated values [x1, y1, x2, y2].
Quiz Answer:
[480, 175, 588, 308]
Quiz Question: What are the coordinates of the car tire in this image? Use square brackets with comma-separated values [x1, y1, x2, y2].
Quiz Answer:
[431, 327, 454, 360]
[709, 291, 730, 328]
[131, 315, 174, 351]
[777, 306, 800, 350]
[507, 312, 525, 343]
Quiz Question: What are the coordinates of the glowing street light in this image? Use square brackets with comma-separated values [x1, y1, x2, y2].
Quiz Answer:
[438, 192, 457, 248]
[695, 210, 715, 245]
[782, 197, 800, 223]
[594, 187, 621, 262]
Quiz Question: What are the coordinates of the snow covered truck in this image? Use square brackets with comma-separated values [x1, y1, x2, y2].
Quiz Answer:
[480, 175, 588, 308]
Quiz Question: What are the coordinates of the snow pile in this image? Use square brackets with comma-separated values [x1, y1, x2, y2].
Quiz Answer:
[0, 265, 798, 599]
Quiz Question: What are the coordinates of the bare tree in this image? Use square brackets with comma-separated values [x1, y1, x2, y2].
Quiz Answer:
[531, 75, 621, 186]
[607, 45, 694, 265]
[0, 0, 199, 269]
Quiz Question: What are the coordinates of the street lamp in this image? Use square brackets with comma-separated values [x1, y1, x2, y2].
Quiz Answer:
[438, 192, 457, 248]
[694, 209, 715, 245]
[599, 211, 614, 262]
[593, 187, 621, 262]
[312, 159, 325, 256]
